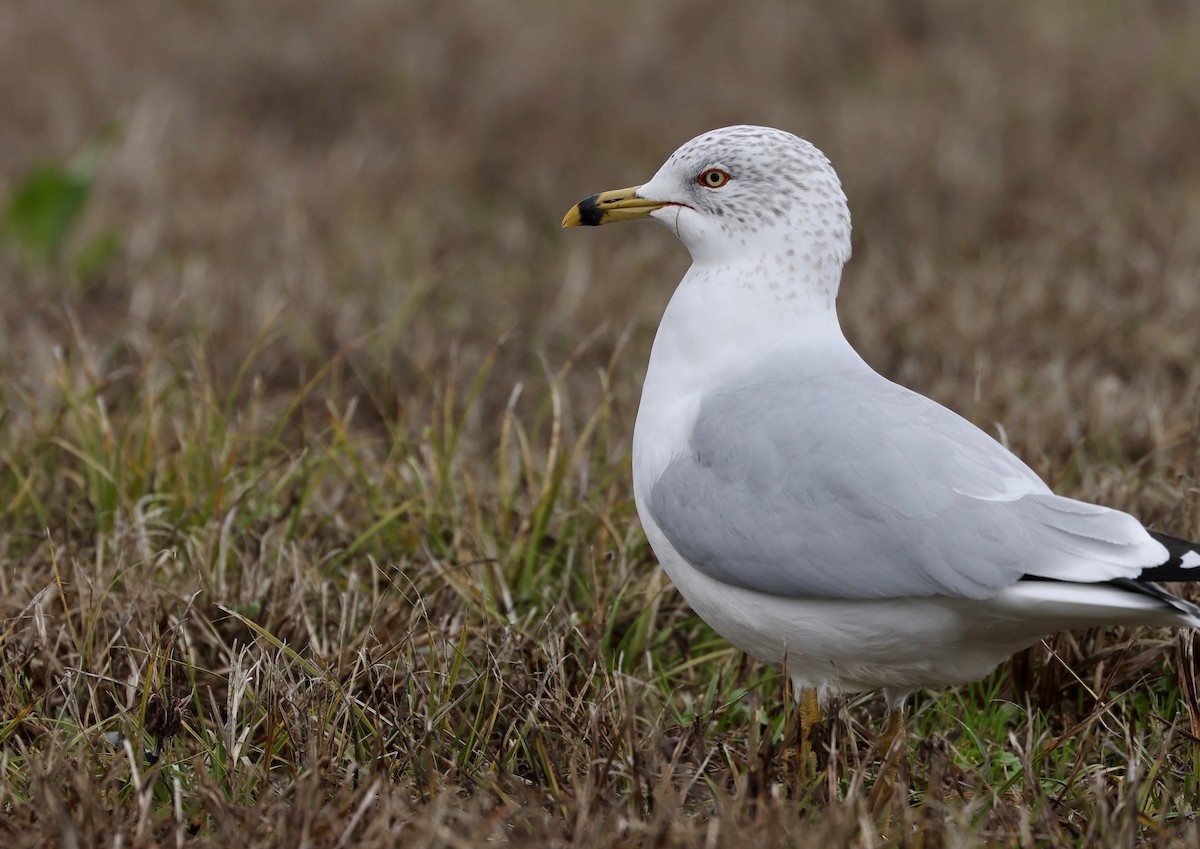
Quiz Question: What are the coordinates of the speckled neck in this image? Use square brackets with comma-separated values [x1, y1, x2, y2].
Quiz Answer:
[640, 259, 857, 406]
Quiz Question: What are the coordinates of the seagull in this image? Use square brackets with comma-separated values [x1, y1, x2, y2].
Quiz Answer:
[562, 125, 1200, 766]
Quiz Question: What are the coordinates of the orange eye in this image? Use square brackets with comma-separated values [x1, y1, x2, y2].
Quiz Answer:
[698, 168, 731, 188]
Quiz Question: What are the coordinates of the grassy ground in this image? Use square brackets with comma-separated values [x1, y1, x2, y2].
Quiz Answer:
[3, 1, 1200, 845]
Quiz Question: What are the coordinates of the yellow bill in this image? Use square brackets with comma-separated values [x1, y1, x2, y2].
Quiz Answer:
[561, 185, 666, 227]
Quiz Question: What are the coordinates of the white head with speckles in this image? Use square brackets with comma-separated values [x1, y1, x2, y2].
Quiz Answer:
[640, 126, 851, 271]
[563, 125, 853, 309]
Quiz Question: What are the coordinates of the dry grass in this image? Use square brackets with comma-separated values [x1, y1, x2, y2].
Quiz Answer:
[3, 1, 1200, 845]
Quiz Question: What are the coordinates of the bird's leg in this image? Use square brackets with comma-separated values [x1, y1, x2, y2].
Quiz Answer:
[876, 706, 906, 762]
[875, 702, 909, 789]
[796, 687, 823, 782]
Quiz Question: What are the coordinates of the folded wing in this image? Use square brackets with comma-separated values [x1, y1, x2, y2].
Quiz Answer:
[649, 367, 1169, 600]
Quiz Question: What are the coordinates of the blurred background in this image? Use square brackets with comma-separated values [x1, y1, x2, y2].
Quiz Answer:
[2, 0, 1200, 502]
[4, 6, 1200, 837]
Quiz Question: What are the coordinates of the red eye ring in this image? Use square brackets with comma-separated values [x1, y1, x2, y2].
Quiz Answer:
[697, 168, 731, 188]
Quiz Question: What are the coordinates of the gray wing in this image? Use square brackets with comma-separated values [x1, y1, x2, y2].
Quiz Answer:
[649, 369, 1164, 600]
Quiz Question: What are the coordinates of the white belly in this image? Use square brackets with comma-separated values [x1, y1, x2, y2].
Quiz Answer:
[637, 508, 1037, 700]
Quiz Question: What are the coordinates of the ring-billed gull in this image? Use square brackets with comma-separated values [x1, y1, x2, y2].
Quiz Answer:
[563, 125, 1200, 765]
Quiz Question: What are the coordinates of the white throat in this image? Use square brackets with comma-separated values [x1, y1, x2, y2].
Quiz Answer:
[644, 255, 851, 389]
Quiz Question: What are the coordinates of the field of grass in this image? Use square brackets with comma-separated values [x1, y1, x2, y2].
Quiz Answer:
[3, 1, 1200, 845]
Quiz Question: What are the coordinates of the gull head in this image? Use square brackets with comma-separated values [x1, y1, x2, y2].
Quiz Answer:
[563, 125, 851, 271]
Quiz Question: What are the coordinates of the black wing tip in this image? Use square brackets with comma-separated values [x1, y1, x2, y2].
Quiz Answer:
[1108, 577, 1200, 621]
[1140, 529, 1200, 583]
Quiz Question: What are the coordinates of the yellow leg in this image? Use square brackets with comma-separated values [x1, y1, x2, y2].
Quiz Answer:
[876, 708, 906, 761]
[797, 687, 824, 781]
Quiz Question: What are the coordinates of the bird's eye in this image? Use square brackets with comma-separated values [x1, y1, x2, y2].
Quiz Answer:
[698, 168, 731, 188]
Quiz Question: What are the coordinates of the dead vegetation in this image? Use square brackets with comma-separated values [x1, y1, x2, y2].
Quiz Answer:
[2, 1, 1200, 845]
